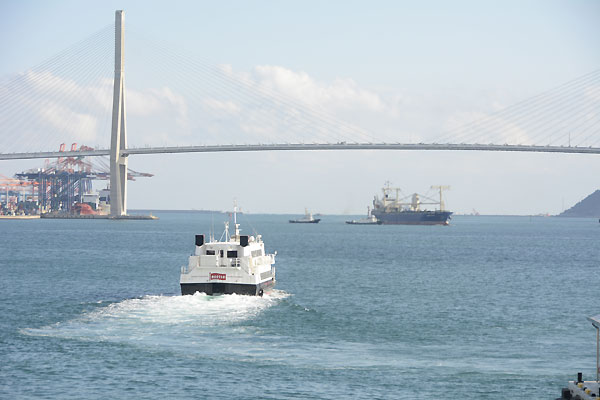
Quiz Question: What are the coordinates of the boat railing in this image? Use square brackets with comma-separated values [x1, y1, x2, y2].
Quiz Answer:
[230, 258, 241, 267]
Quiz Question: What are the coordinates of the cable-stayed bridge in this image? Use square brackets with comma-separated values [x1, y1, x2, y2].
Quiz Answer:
[1, 11, 599, 216]
[2, 142, 600, 161]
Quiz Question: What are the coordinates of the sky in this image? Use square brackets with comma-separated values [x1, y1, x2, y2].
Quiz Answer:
[1, 0, 599, 214]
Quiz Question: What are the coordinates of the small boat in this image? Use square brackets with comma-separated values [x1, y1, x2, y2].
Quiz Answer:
[180, 204, 276, 296]
[289, 208, 321, 223]
[346, 206, 382, 225]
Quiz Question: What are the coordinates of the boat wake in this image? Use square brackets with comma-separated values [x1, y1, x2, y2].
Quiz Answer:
[23, 290, 289, 354]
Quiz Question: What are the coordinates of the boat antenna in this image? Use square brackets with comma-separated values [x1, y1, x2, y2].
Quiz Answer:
[232, 198, 241, 239]
[240, 209, 259, 237]
[221, 221, 229, 241]
[233, 199, 237, 226]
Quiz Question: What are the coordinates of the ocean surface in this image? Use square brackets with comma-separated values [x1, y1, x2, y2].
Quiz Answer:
[1, 213, 599, 399]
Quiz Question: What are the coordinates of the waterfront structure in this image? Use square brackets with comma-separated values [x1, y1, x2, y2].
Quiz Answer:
[13, 143, 152, 215]
[109, 10, 128, 217]
[0, 10, 598, 212]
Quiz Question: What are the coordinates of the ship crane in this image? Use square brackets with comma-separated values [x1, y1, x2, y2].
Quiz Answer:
[376, 184, 451, 212]
[431, 185, 451, 211]
[405, 193, 444, 211]
[380, 192, 448, 211]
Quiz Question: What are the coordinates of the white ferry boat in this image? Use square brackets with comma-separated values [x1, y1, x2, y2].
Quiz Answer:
[557, 314, 600, 399]
[180, 208, 276, 296]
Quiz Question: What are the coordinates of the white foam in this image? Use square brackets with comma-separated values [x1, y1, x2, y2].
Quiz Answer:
[24, 290, 289, 353]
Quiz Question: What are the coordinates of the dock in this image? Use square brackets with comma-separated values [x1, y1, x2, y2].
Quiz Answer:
[40, 213, 157, 220]
[0, 215, 40, 220]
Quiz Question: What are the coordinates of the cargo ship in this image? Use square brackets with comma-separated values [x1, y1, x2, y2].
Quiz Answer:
[371, 183, 452, 225]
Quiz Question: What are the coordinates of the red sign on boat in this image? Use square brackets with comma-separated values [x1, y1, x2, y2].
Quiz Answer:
[210, 273, 226, 281]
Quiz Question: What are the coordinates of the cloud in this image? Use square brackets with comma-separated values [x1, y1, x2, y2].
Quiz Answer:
[5, 64, 598, 153]
[0, 71, 113, 152]
[443, 111, 533, 144]
[253, 65, 387, 113]
[201, 98, 240, 114]
[210, 64, 405, 143]
[584, 85, 600, 102]
[210, 64, 559, 146]
[21, 71, 112, 112]
[0, 69, 192, 152]
[37, 102, 98, 142]
[128, 86, 189, 128]
[122, 86, 191, 146]
[121, 62, 569, 147]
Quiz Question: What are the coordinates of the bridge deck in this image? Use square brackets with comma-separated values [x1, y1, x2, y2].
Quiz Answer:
[0, 143, 599, 161]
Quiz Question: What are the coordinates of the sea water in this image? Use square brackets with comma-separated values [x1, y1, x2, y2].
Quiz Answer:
[1, 213, 599, 399]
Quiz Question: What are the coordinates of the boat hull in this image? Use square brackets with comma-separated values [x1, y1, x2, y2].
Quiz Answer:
[181, 278, 275, 296]
[371, 210, 452, 225]
[289, 219, 320, 223]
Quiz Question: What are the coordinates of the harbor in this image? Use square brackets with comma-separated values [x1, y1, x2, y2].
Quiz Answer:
[39, 213, 157, 220]
[3, 212, 599, 398]
[0, 214, 39, 220]
[0, 144, 155, 220]
[1, 3, 599, 399]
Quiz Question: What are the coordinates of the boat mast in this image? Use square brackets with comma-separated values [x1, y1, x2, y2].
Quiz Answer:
[233, 199, 240, 239]
[233, 199, 237, 226]
[431, 185, 450, 211]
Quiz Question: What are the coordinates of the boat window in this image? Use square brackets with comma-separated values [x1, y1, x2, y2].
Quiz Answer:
[219, 250, 224, 258]
[227, 250, 238, 258]
[206, 250, 215, 255]
[251, 249, 263, 257]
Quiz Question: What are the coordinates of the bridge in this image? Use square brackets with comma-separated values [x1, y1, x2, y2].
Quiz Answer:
[1, 11, 599, 216]
[1, 142, 599, 162]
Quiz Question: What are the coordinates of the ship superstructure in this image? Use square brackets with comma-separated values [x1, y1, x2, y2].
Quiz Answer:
[371, 183, 452, 225]
[180, 206, 276, 296]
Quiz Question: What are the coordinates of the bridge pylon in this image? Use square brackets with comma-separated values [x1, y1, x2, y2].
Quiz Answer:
[109, 10, 128, 217]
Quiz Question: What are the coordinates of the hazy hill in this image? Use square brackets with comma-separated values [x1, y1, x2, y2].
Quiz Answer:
[558, 190, 600, 218]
